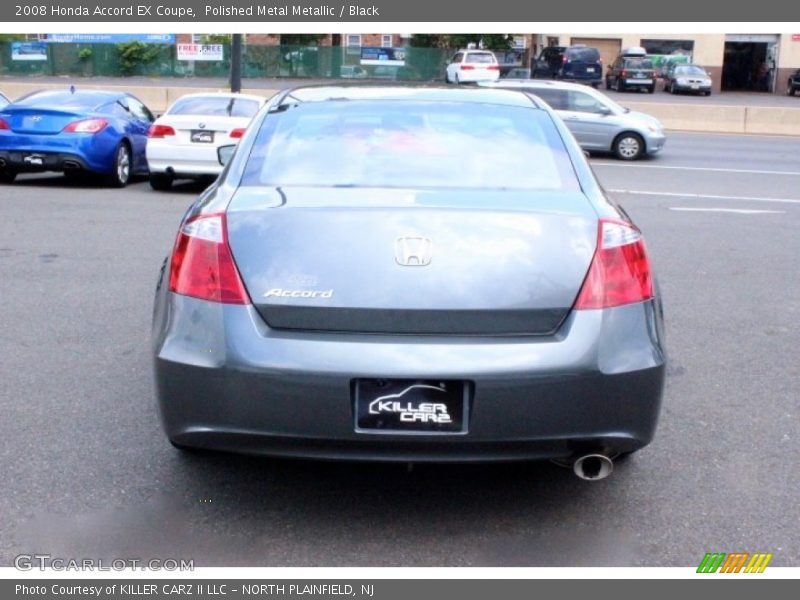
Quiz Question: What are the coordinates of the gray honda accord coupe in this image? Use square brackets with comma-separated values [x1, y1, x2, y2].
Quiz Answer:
[152, 86, 666, 480]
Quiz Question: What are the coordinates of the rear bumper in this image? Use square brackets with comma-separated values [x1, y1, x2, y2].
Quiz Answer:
[153, 291, 666, 462]
[0, 133, 116, 173]
[672, 83, 712, 94]
[146, 142, 224, 177]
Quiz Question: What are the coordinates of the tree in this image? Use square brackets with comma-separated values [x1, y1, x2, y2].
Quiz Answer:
[279, 34, 325, 46]
[445, 34, 514, 50]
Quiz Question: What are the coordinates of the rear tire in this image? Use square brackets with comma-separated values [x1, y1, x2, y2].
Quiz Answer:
[616, 78, 625, 93]
[0, 168, 16, 184]
[454, 73, 460, 85]
[648, 85, 655, 94]
[149, 172, 173, 191]
[613, 132, 645, 161]
[106, 142, 131, 188]
[789, 86, 797, 96]
[605, 77, 611, 90]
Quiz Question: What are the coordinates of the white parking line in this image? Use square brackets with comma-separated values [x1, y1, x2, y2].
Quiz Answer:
[607, 189, 800, 205]
[668, 207, 784, 214]
[592, 162, 800, 176]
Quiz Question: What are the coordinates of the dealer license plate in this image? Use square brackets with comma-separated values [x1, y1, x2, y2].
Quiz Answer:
[354, 379, 469, 434]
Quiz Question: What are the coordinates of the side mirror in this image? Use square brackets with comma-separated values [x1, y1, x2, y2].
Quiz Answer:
[218, 145, 236, 167]
[598, 106, 613, 116]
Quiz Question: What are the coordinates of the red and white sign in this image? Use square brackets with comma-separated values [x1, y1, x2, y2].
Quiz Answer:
[177, 44, 224, 61]
[792, 34, 800, 41]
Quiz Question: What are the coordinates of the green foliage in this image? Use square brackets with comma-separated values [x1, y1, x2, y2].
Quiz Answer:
[115, 41, 162, 75]
[445, 34, 514, 50]
[78, 47, 92, 61]
[410, 35, 446, 48]
[0, 34, 27, 42]
[279, 34, 325, 46]
[197, 34, 231, 44]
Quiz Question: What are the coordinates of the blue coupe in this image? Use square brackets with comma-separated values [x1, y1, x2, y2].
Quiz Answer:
[0, 88, 154, 187]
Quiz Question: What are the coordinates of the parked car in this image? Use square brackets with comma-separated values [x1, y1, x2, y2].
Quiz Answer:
[445, 49, 500, 84]
[0, 88, 153, 186]
[481, 79, 666, 160]
[787, 69, 800, 96]
[532, 45, 603, 87]
[663, 64, 713, 95]
[606, 55, 657, 93]
[153, 85, 666, 478]
[146, 92, 266, 190]
[0, 92, 9, 110]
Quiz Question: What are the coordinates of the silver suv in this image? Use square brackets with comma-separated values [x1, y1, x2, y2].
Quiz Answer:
[479, 79, 666, 160]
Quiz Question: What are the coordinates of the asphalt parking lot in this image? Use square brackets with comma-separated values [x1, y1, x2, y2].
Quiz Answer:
[0, 131, 798, 567]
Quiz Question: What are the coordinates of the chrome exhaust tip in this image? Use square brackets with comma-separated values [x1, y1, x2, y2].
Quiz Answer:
[573, 453, 614, 481]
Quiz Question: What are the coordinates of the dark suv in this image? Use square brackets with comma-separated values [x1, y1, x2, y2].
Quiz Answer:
[606, 56, 657, 93]
[788, 70, 800, 96]
[532, 45, 603, 87]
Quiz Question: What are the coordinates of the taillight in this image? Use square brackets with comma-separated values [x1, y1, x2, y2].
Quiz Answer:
[574, 219, 654, 310]
[148, 124, 176, 138]
[487, 65, 500, 71]
[62, 118, 108, 133]
[460, 65, 475, 70]
[621, 70, 628, 78]
[0, 117, 9, 130]
[229, 128, 246, 139]
[168, 213, 250, 305]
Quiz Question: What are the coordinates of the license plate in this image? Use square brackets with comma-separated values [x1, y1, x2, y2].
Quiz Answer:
[354, 379, 469, 434]
[586, 67, 595, 72]
[691, 84, 700, 89]
[191, 130, 214, 143]
[23, 154, 44, 166]
[627, 79, 652, 84]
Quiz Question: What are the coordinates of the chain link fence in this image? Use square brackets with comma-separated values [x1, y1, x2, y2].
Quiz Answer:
[0, 43, 457, 82]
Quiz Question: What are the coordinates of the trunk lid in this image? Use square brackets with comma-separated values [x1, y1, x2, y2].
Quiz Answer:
[2, 107, 85, 135]
[226, 187, 598, 336]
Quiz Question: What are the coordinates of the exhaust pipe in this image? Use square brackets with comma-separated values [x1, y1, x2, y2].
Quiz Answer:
[573, 453, 614, 481]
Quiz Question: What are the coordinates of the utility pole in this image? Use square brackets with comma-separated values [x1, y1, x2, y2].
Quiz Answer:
[230, 33, 242, 93]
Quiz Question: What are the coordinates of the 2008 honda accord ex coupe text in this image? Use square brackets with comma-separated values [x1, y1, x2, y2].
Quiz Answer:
[152, 86, 666, 480]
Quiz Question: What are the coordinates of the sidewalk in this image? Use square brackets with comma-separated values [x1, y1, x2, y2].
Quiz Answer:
[3, 74, 800, 135]
[4, 74, 800, 107]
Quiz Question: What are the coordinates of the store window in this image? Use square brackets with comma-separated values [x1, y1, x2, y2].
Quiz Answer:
[381, 35, 393, 48]
[640, 39, 694, 57]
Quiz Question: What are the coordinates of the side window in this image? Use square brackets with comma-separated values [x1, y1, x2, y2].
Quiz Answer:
[127, 97, 154, 122]
[451, 53, 464, 64]
[567, 91, 608, 114]
[531, 88, 569, 111]
[100, 101, 131, 119]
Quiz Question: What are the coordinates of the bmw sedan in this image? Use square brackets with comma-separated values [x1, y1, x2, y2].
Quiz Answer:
[153, 86, 666, 480]
[146, 92, 266, 190]
[0, 88, 154, 186]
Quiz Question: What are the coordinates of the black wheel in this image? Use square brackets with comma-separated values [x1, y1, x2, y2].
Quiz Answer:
[591, 81, 601, 89]
[149, 172, 173, 191]
[106, 142, 132, 188]
[669, 82, 676, 94]
[615, 78, 625, 93]
[454, 73, 460, 85]
[648, 85, 655, 94]
[613, 132, 645, 161]
[605, 77, 611, 90]
[788, 85, 797, 97]
[0, 168, 16, 184]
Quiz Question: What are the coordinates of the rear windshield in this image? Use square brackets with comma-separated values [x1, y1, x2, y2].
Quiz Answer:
[241, 100, 579, 191]
[625, 58, 654, 69]
[566, 47, 600, 62]
[168, 96, 260, 118]
[465, 53, 496, 64]
[14, 91, 111, 110]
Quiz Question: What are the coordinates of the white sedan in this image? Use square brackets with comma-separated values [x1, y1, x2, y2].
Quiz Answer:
[146, 92, 265, 190]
